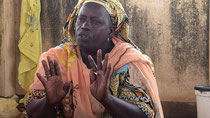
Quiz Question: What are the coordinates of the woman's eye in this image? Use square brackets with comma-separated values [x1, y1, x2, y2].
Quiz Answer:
[78, 17, 86, 22]
[92, 20, 101, 25]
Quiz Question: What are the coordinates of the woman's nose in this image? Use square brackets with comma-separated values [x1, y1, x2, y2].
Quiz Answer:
[81, 20, 91, 30]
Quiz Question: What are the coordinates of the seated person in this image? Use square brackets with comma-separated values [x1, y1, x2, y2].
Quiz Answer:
[26, 0, 164, 118]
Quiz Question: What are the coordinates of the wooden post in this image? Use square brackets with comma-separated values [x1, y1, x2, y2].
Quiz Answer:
[0, 0, 21, 97]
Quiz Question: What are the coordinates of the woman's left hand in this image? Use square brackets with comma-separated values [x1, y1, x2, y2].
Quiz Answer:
[88, 49, 111, 102]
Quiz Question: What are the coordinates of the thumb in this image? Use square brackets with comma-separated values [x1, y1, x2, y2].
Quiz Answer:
[90, 69, 96, 84]
[63, 81, 71, 94]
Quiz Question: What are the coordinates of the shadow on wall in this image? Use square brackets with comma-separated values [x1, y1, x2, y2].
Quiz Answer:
[40, 0, 77, 51]
[170, 0, 208, 74]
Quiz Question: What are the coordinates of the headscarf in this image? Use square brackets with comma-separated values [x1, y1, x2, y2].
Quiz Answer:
[62, 0, 130, 45]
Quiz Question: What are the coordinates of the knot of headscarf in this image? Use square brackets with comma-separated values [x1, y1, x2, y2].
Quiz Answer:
[62, 0, 130, 45]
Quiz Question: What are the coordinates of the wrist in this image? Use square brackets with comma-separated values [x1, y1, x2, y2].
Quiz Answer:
[43, 96, 56, 108]
[101, 94, 112, 105]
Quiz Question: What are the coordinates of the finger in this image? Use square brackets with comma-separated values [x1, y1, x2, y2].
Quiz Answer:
[63, 81, 71, 94]
[97, 49, 102, 70]
[88, 55, 97, 71]
[89, 69, 96, 84]
[36, 73, 47, 87]
[105, 63, 111, 82]
[54, 60, 61, 76]
[42, 60, 51, 80]
[102, 53, 109, 72]
[47, 56, 56, 76]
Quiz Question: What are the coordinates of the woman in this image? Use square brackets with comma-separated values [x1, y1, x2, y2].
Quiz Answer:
[26, 0, 164, 118]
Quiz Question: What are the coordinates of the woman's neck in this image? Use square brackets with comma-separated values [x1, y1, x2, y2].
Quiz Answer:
[80, 40, 114, 69]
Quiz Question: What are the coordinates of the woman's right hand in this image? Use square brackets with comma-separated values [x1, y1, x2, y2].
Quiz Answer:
[36, 56, 72, 105]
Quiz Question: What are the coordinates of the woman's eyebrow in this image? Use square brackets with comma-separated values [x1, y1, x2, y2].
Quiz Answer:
[78, 14, 86, 17]
[90, 16, 100, 19]
[78, 14, 100, 19]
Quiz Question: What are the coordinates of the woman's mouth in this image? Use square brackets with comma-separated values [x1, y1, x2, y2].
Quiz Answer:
[78, 34, 90, 40]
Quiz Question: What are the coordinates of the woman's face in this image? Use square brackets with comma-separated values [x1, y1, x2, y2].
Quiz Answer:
[75, 2, 112, 53]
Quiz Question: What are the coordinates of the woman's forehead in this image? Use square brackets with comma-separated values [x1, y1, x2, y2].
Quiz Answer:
[78, 2, 110, 18]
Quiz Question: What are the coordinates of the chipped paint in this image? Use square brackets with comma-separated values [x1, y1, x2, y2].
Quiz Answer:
[170, 0, 208, 75]
[122, 4, 161, 63]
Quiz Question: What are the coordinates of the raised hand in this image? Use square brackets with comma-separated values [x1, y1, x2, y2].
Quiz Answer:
[88, 49, 111, 102]
[36, 56, 71, 105]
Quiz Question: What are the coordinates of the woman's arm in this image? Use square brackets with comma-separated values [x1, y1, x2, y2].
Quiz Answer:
[26, 97, 56, 118]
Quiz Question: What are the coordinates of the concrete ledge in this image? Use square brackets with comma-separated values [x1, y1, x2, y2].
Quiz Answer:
[162, 101, 196, 118]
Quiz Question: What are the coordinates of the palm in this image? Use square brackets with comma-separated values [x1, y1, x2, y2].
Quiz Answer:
[45, 76, 67, 104]
[90, 71, 106, 100]
[88, 50, 111, 102]
[36, 56, 71, 105]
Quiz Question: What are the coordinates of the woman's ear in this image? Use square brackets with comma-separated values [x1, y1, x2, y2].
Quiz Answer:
[109, 27, 114, 37]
